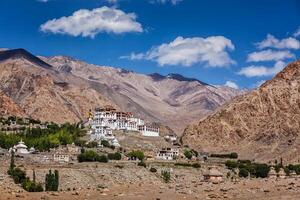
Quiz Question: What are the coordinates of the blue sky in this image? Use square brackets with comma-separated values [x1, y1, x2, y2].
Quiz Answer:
[0, 0, 300, 88]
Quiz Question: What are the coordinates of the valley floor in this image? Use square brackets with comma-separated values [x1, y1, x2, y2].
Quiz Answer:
[1, 158, 300, 200]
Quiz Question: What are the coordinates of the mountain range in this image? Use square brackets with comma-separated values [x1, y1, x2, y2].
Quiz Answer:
[0, 48, 242, 134]
[182, 60, 300, 162]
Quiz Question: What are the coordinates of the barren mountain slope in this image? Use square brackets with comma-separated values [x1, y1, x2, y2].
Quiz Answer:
[43, 56, 242, 134]
[0, 49, 116, 123]
[0, 92, 25, 117]
[0, 48, 242, 133]
[181, 60, 300, 162]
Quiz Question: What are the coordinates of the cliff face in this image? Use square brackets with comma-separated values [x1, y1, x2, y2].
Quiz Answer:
[182, 60, 300, 162]
[0, 48, 242, 133]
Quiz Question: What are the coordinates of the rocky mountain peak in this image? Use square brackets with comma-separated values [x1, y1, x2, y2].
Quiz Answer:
[0, 48, 52, 69]
[273, 60, 300, 82]
[148, 72, 210, 86]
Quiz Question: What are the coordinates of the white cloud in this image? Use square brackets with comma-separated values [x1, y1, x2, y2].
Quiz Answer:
[294, 27, 300, 37]
[257, 34, 300, 50]
[122, 36, 236, 67]
[238, 61, 286, 77]
[40, 6, 143, 38]
[247, 50, 294, 62]
[37, 0, 48, 2]
[224, 81, 239, 89]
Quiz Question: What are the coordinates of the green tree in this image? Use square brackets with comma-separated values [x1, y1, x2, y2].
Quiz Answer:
[225, 160, 238, 170]
[254, 164, 269, 178]
[239, 168, 249, 178]
[45, 170, 57, 191]
[108, 152, 122, 160]
[184, 149, 193, 160]
[54, 170, 59, 191]
[11, 168, 26, 184]
[128, 150, 145, 161]
[33, 169, 36, 184]
[96, 155, 109, 163]
[9, 151, 15, 171]
[101, 140, 110, 148]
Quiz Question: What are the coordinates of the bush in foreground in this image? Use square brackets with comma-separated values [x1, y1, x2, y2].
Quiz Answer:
[108, 152, 122, 160]
[161, 170, 171, 183]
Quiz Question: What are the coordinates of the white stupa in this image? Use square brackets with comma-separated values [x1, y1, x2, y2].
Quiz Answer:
[12, 140, 30, 154]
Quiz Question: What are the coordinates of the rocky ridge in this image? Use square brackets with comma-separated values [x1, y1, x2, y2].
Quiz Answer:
[181, 60, 300, 162]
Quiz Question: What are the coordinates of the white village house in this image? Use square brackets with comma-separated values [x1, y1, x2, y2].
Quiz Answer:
[53, 143, 80, 163]
[156, 148, 179, 160]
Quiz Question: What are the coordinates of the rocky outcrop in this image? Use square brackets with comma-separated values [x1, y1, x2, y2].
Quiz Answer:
[181, 60, 300, 162]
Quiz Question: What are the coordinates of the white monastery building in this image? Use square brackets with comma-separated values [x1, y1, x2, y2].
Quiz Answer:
[89, 107, 160, 146]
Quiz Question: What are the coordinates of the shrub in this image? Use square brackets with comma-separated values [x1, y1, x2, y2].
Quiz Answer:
[192, 163, 201, 168]
[85, 141, 98, 148]
[150, 167, 157, 173]
[254, 164, 269, 178]
[101, 140, 110, 148]
[210, 152, 238, 159]
[230, 152, 238, 159]
[78, 150, 108, 163]
[97, 155, 108, 163]
[174, 162, 201, 168]
[238, 160, 251, 164]
[161, 170, 171, 183]
[108, 152, 122, 160]
[226, 160, 270, 178]
[284, 167, 290, 176]
[274, 164, 281, 173]
[184, 149, 193, 160]
[22, 179, 44, 192]
[128, 150, 145, 161]
[287, 164, 300, 175]
[10, 167, 26, 184]
[238, 168, 249, 178]
[78, 150, 99, 162]
[225, 160, 238, 170]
